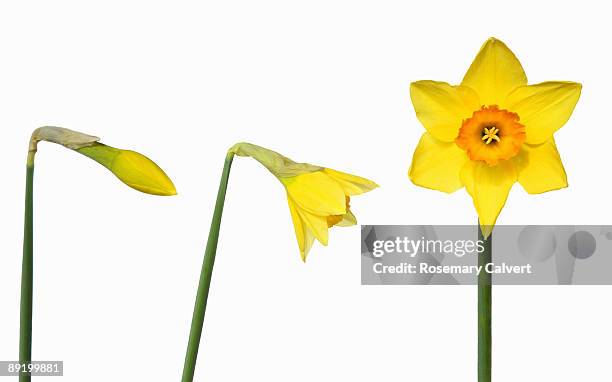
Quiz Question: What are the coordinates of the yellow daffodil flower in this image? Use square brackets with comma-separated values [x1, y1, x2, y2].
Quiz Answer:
[183, 143, 377, 381]
[408, 38, 581, 237]
[229, 142, 378, 260]
[30, 126, 176, 196]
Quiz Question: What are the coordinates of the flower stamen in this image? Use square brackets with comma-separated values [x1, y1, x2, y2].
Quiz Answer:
[481, 127, 500, 144]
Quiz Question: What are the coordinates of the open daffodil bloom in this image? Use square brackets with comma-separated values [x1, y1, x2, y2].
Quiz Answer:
[408, 38, 581, 382]
[409, 38, 581, 237]
[229, 142, 378, 261]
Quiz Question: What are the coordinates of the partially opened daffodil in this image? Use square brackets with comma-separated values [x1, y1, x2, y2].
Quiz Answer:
[409, 38, 581, 237]
[182, 142, 376, 382]
[229, 142, 378, 261]
[20, 126, 175, 382]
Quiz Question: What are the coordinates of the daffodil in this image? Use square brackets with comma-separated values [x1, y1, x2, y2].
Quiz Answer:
[181, 142, 376, 382]
[29, 126, 176, 195]
[409, 38, 581, 237]
[229, 142, 378, 260]
[20, 127, 175, 382]
[407, 38, 581, 382]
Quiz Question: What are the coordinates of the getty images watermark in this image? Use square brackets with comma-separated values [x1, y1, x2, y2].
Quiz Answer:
[361, 225, 610, 285]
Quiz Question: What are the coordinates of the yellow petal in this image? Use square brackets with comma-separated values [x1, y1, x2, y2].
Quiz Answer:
[410, 81, 480, 142]
[460, 159, 517, 238]
[514, 139, 567, 194]
[293, 202, 329, 246]
[322, 168, 378, 195]
[302, 229, 315, 262]
[281, 171, 346, 215]
[409, 133, 467, 193]
[461, 38, 527, 105]
[506, 81, 582, 144]
[77, 143, 177, 196]
[287, 197, 315, 261]
[287, 197, 305, 254]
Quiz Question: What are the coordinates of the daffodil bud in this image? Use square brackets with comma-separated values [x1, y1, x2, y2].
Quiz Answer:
[77, 144, 177, 196]
[29, 126, 176, 196]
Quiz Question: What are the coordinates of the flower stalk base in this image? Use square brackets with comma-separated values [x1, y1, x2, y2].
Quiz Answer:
[478, 224, 492, 382]
[20, 152, 35, 382]
[182, 152, 234, 382]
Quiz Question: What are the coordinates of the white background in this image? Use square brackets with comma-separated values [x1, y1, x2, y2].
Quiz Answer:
[0, 1, 609, 381]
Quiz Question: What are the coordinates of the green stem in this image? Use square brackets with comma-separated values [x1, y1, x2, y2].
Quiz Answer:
[478, 225, 492, 382]
[182, 152, 234, 382]
[20, 152, 35, 382]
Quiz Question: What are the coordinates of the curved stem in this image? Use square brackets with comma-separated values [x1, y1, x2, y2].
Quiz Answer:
[182, 152, 234, 382]
[20, 152, 35, 382]
[478, 225, 492, 382]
